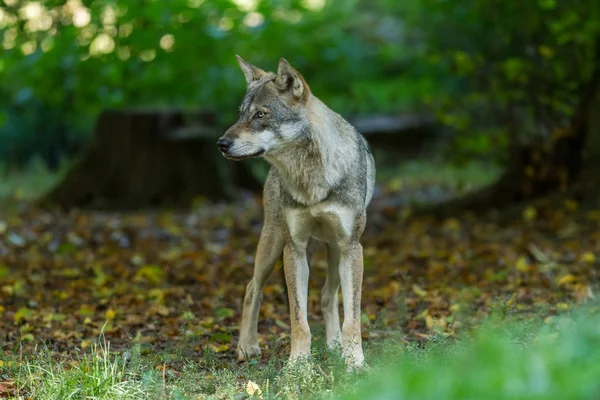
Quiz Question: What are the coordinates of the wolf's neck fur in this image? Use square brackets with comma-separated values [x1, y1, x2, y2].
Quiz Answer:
[265, 96, 358, 206]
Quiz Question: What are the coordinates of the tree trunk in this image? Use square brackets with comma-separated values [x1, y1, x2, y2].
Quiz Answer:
[573, 84, 600, 207]
[350, 114, 438, 158]
[41, 108, 261, 210]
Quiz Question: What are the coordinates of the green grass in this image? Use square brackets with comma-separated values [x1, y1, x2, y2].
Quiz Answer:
[346, 309, 600, 400]
[2, 307, 600, 399]
[239, 156, 502, 196]
[375, 158, 502, 190]
[0, 159, 66, 213]
[0, 157, 501, 215]
[18, 343, 145, 399]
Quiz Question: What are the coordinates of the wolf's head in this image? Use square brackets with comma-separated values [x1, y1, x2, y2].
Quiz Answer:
[217, 56, 312, 160]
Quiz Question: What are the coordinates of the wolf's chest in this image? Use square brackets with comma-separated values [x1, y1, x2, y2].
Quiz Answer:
[285, 184, 329, 207]
[284, 202, 356, 246]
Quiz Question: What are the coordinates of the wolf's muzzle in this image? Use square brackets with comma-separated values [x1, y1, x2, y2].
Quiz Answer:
[217, 137, 233, 154]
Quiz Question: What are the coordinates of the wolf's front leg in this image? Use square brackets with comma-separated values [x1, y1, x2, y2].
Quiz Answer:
[283, 244, 311, 361]
[237, 227, 284, 361]
[339, 241, 365, 368]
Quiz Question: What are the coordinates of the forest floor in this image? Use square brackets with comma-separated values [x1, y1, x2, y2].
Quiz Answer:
[0, 160, 599, 399]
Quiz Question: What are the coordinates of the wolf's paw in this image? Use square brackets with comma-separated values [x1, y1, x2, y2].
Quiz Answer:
[237, 343, 261, 361]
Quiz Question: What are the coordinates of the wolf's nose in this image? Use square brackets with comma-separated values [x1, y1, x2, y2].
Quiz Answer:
[217, 137, 233, 153]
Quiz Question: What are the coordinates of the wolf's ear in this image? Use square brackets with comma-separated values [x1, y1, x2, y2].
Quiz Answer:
[236, 55, 266, 84]
[275, 58, 310, 101]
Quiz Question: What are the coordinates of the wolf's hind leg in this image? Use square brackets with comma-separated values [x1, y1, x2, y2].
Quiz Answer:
[339, 242, 365, 368]
[237, 227, 284, 361]
[321, 244, 342, 348]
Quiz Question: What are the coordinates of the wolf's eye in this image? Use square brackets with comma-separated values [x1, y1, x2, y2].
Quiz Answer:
[255, 111, 266, 119]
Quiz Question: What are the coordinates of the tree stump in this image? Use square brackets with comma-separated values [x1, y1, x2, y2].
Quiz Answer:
[42, 108, 261, 210]
[349, 114, 437, 157]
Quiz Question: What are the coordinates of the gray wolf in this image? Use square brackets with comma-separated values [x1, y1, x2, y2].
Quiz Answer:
[217, 56, 375, 368]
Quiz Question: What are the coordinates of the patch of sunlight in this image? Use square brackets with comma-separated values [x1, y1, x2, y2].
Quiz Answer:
[302, 0, 326, 11]
[177, 12, 191, 23]
[3, 0, 17, 5]
[139, 49, 156, 62]
[25, 14, 53, 31]
[117, 46, 131, 60]
[232, 0, 258, 12]
[0, 9, 18, 29]
[104, 25, 117, 37]
[20, 41, 36, 55]
[78, 24, 97, 46]
[119, 23, 133, 38]
[64, 0, 91, 28]
[102, 5, 116, 25]
[218, 16, 234, 31]
[273, 9, 303, 24]
[19, 2, 43, 19]
[159, 34, 175, 51]
[90, 33, 115, 55]
[188, 0, 205, 7]
[18, 2, 55, 32]
[0, 158, 67, 209]
[73, 7, 91, 27]
[244, 12, 264, 28]
[3, 28, 17, 50]
[41, 37, 54, 52]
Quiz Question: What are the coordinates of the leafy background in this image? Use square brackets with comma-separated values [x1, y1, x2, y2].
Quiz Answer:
[1, 0, 598, 167]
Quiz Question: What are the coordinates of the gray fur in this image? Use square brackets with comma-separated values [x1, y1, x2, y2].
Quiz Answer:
[218, 57, 375, 368]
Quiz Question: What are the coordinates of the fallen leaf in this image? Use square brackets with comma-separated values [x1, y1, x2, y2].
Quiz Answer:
[0, 265, 9, 280]
[215, 308, 234, 319]
[580, 252, 596, 264]
[523, 206, 537, 222]
[14, 307, 33, 323]
[557, 274, 576, 286]
[515, 256, 530, 272]
[134, 265, 166, 285]
[214, 344, 229, 353]
[246, 380, 263, 398]
[105, 308, 116, 320]
[412, 284, 427, 297]
[20, 333, 34, 342]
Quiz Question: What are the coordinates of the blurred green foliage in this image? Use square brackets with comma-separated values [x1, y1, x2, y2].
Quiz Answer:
[0, 0, 419, 167]
[0, 0, 598, 167]
[345, 307, 600, 400]
[398, 0, 600, 162]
